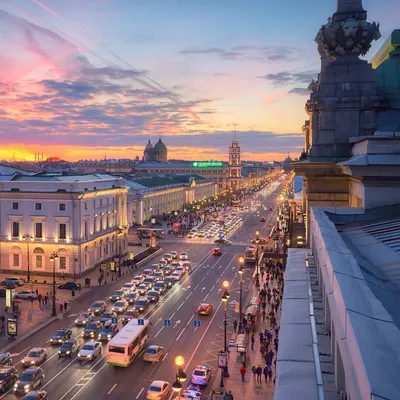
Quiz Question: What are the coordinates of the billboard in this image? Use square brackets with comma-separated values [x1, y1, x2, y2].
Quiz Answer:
[192, 161, 223, 168]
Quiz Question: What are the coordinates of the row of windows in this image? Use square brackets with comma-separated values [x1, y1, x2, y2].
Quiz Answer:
[12, 253, 67, 269]
[12, 202, 66, 211]
[12, 222, 67, 239]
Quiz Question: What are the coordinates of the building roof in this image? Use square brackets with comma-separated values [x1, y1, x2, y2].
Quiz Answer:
[0, 164, 34, 175]
[11, 173, 118, 182]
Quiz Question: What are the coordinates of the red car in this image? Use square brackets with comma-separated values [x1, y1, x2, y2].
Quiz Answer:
[260, 217, 266, 222]
[212, 247, 222, 256]
[197, 303, 213, 316]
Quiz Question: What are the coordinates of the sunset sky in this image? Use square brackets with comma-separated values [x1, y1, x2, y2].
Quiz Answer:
[0, 0, 398, 162]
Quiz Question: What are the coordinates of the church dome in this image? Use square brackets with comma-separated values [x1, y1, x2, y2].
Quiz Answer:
[154, 138, 167, 151]
[145, 140, 153, 149]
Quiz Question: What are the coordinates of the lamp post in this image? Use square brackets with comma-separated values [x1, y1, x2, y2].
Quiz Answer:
[172, 355, 186, 400]
[22, 234, 33, 283]
[238, 257, 244, 333]
[255, 231, 260, 288]
[221, 280, 230, 379]
[49, 251, 58, 317]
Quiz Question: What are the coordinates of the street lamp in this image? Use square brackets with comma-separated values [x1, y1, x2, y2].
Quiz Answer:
[22, 234, 33, 283]
[221, 281, 230, 379]
[172, 355, 186, 399]
[238, 257, 244, 333]
[255, 231, 260, 288]
[49, 251, 58, 317]
[117, 229, 123, 278]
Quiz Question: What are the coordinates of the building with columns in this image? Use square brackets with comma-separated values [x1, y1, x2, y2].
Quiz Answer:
[0, 173, 129, 277]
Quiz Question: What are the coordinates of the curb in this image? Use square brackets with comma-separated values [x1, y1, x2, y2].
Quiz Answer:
[136, 248, 164, 268]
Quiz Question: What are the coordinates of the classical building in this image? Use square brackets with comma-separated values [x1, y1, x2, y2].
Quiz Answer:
[124, 174, 217, 225]
[143, 138, 168, 162]
[0, 173, 129, 277]
[75, 159, 136, 174]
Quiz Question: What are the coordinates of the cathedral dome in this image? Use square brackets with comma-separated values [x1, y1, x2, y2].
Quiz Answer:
[145, 140, 153, 149]
[154, 138, 167, 151]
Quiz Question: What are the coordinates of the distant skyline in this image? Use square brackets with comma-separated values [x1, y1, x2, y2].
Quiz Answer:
[0, 0, 398, 162]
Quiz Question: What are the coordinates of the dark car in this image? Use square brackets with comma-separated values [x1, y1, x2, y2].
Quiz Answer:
[134, 298, 149, 313]
[98, 322, 119, 341]
[162, 266, 172, 276]
[14, 368, 44, 395]
[57, 281, 81, 290]
[58, 339, 80, 358]
[88, 301, 106, 315]
[215, 238, 232, 245]
[121, 309, 139, 325]
[23, 390, 48, 400]
[137, 284, 150, 296]
[260, 217, 266, 222]
[0, 366, 18, 393]
[153, 272, 164, 281]
[50, 329, 72, 345]
[125, 292, 138, 305]
[251, 238, 268, 245]
[164, 277, 175, 289]
[146, 290, 160, 303]
[110, 290, 125, 302]
[153, 281, 166, 294]
[99, 311, 117, 325]
[143, 277, 155, 288]
[0, 353, 12, 367]
[82, 322, 102, 339]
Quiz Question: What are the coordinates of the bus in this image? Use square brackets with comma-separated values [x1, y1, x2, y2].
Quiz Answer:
[244, 245, 257, 263]
[106, 318, 150, 367]
[136, 228, 164, 239]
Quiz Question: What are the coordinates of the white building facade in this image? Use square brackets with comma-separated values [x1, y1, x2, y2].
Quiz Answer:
[0, 174, 129, 278]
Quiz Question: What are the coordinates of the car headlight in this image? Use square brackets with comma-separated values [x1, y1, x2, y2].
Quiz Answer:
[66, 351, 70, 354]
[58, 351, 61, 354]
[90, 332, 94, 336]
[24, 384, 30, 389]
[107, 334, 111, 338]
[59, 340, 62, 343]
[116, 297, 120, 300]
[14, 384, 17, 388]
[31, 361, 35, 364]
[75, 320, 78, 323]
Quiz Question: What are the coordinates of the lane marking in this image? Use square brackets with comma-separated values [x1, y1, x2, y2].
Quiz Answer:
[185, 315, 194, 327]
[194, 284, 200, 290]
[200, 277, 205, 282]
[177, 301, 185, 311]
[107, 383, 117, 394]
[203, 294, 209, 301]
[185, 292, 193, 300]
[210, 284, 215, 292]
[41, 357, 77, 389]
[169, 312, 176, 319]
[175, 327, 186, 341]
[161, 352, 168, 362]
[154, 326, 164, 338]
[136, 387, 145, 399]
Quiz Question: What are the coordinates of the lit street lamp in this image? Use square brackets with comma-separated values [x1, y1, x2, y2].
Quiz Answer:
[172, 355, 186, 400]
[22, 234, 33, 283]
[49, 251, 58, 317]
[254, 231, 260, 288]
[238, 257, 244, 333]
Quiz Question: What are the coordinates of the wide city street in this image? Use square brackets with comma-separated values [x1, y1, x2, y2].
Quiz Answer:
[1, 184, 281, 400]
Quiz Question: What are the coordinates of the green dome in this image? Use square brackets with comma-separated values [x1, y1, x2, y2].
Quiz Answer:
[145, 140, 153, 149]
[154, 138, 167, 151]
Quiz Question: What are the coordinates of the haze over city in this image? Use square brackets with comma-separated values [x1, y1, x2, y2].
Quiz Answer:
[0, 0, 398, 162]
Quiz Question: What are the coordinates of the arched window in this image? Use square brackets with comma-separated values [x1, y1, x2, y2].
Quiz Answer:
[33, 248, 44, 269]
[10, 246, 21, 268]
[57, 248, 68, 271]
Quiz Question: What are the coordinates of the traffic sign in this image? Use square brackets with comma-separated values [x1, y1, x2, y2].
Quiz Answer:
[164, 320, 171, 327]
[137, 319, 144, 326]
[112, 317, 118, 324]
[193, 320, 201, 327]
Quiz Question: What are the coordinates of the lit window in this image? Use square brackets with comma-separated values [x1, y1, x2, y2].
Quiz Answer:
[59, 256, 67, 270]
[36, 255, 43, 268]
[59, 224, 66, 239]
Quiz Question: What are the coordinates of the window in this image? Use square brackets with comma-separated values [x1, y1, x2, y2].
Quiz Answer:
[59, 256, 67, 270]
[12, 202, 18, 210]
[35, 223, 43, 239]
[36, 255, 43, 268]
[106, 217, 109, 229]
[59, 223, 66, 239]
[84, 253, 88, 267]
[35, 203, 42, 211]
[100, 199, 103, 206]
[84, 202, 87, 210]
[100, 218, 104, 231]
[13, 254, 20, 267]
[12, 221, 19, 237]
[84, 221, 88, 238]
[59, 203, 66, 211]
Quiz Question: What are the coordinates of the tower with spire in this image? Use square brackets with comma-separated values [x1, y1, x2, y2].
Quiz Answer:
[228, 135, 242, 190]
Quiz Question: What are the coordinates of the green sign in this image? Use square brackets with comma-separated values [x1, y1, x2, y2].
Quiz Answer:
[192, 161, 223, 168]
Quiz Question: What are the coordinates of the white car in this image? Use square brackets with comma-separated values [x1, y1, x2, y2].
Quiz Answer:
[146, 380, 171, 399]
[22, 348, 47, 368]
[15, 291, 38, 299]
[112, 300, 128, 314]
[187, 233, 195, 239]
[77, 341, 102, 361]
[175, 388, 202, 399]
[179, 252, 188, 260]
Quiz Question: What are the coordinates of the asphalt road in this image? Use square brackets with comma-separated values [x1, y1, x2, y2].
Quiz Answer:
[1, 182, 281, 400]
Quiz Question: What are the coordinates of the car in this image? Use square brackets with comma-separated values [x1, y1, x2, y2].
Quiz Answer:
[99, 311, 118, 324]
[58, 339, 80, 358]
[170, 251, 178, 259]
[171, 272, 182, 281]
[121, 309, 139, 324]
[187, 233, 195, 239]
[163, 253, 173, 263]
[75, 311, 94, 326]
[15, 291, 38, 300]
[143, 268, 154, 277]
[2, 277, 24, 287]
[214, 238, 232, 245]
[22, 349, 47, 368]
[174, 266, 185, 276]
[57, 281, 81, 290]
[112, 300, 128, 314]
[134, 298, 149, 312]
[143, 345, 164, 363]
[162, 266, 172, 276]
[164, 277, 175, 288]
[23, 390, 48, 400]
[178, 388, 202, 400]
[0, 366, 18, 393]
[98, 321, 119, 341]
[82, 322, 102, 339]
[153, 271, 164, 281]
[179, 252, 188, 260]
[251, 237, 268, 244]
[77, 341, 102, 361]
[205, 234, 214, 239]
[121, 283, 135, 293]
[191, 365, 211, 386]
[197, 231, 205, 238]
[158, 260, 168, 268]
[88, 301, 106, 315]
[269, 207, 273, 211]
[0, 353, 12, 367]
[153, 281, 166, 293]
[14, 368, 44, 394]
[212, 247, 222, 256]
[137, 283, 150, 296]
[125, 292, 138, 305]
[50, 329, 72, 345]
[197, 303, 213, 316]
[0, 289, 5, 298]
[170, 262, 181, 269]
[146, 380, 171, 400]
[146, 290, 160, 303]
[143, 277, 156, 288]
[182, 262, 192, 272]
[110, 290, 125, 302]
[132, 275, 144, 285]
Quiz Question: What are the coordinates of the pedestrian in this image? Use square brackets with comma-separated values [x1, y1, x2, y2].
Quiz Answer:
[268, 368, 273, 383]
[60, 271, 65, 281]
[30, 295, 34, 304]
[256, 365, 262, 383]
[1, 315, 5, 325]
[268, 349, 275, 366]
[71, 290, 75, 299]
[59, 303, 63, 313]
[64, 301, 68, 312]
[251, 365, 257, 381]
[259, 331, 264, 344]
[223, 393, 230, 400]
[251, 333, 255, 350]
[245, 325, 250, 335]
[233, 319, 238, 333]
[263, 365, 269, 383]
[240, 365, 246, 382]
[228, 391, 234, 400]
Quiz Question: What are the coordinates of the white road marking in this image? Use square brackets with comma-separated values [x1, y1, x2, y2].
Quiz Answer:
[200, 277, 205, 282]
[186, 292, 193, 300]
[203, 294, 209, 301]
[161, 352, 169, 362]
[169, 313, 176, 319]
[177, 301, 185, 311]
[194, 284, 200, 290]
[107, 383, 117, 394]
[210, 284, 215, 291]
[136, 387, 145, 399]
[154, 326, 164, 338]
[185, 315, 194, 327]
[41, 357, 77, 389]
[175, 327, 186, 341]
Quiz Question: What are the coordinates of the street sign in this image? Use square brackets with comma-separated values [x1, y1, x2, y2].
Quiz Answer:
[137, 319, 144, 326]
[193, 320, 201, 327]
[217, 351, 228, 368]
[112, 317, 118, 324]
[164, 319, 171, 327]
[101, 264, 106, 270]
[7, 318, 17, 338]
[229, 338, 235, 348]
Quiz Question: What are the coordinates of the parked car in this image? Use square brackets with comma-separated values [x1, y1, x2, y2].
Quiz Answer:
[58, 339, 80, 358]
[191, 365, 211, 386]
[1, 277, 24, 287]
[14, 290, 37, 300]
[0, 289, 5, 298]
[77, 342, 102, 361]
[0, 366, 18, 393]
[0, 353, 12, 367]
[57, 282, 81, 290]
